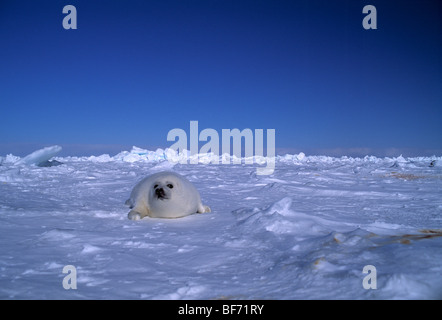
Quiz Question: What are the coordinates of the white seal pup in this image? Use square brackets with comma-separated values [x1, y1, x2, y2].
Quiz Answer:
[126, 171, 211, 220]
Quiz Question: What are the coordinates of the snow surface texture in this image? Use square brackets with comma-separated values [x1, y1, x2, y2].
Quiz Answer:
[0, 146, 441, 299]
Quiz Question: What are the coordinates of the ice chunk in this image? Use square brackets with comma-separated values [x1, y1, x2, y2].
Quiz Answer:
[87, 154, 113, 163]
[15, 145, 62, 166]
[3, 154, 21, 164]
[113, 146, 167, 163]
[130, 146, 148, 155]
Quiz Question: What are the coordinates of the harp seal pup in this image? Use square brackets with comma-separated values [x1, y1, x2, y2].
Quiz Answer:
[126, 171, 211, 220]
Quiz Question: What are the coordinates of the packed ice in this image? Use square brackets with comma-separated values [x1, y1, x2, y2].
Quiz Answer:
[0, 146, 441, 299]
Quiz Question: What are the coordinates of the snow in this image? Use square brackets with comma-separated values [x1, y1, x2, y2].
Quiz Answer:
[0, 146, 441, 299]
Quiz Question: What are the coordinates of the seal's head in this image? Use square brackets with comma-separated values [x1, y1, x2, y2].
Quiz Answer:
[151, 176, 180, 201]
[147, 172, 191, 217]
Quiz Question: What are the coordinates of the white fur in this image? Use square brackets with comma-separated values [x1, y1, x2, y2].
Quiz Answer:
[126, 171, 210, 219]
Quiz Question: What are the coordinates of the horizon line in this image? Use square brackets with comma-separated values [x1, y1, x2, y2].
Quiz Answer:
[1, 143, 441, 159]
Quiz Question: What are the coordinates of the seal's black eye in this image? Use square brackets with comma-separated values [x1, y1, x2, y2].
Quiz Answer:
[167, 184, 173, 189]
[153, 184, 158, 189]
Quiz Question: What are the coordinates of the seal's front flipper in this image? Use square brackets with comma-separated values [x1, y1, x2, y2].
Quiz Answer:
[128, 210, 142, 220]
[197, 204, 211, 214]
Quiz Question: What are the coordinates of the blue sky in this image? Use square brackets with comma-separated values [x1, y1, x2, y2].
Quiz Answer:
[0, 0, 441, 157]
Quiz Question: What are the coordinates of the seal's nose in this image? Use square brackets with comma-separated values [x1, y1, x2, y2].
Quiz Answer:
[155, 187, 165, 198]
